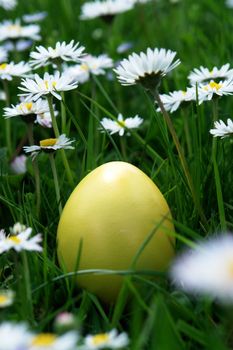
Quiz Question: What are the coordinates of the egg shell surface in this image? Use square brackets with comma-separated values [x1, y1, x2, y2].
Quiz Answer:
[57, 161, 175, 302]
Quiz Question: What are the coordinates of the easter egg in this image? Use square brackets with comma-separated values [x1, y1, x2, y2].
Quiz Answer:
[57, 161, 175, 303]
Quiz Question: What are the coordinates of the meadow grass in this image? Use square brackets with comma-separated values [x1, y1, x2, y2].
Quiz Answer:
[0, 0, 233, 349]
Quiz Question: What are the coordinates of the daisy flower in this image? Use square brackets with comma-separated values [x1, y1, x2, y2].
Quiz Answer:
[23, 134, 75, 157]
[54, 312, 77, 329]
[226, 0, 233, 8]
[29, 40, 85, 69]
[18, 71, 78, 101]
[10, 222, 27, 235]
[0, 227, 42, 253]
[80, 0, 134, 21]
[197, 79, 233, 103]
[0, 19, 40, 41]
[30, 331, 79, 350]
[0, 90, 6, 100]
[3, 39, 32, 52]
[0, 46, 8, 63]
[100, 113, 143, 136]
[0, 61, 31, 81]
[23, 12, 47, 23]
[0, 0, 17, 10]
[188, 64, 233, 84]
[10, 155, 27, 174]
[35, 111, 55, 128]
[171, 234, 233, 303]
[4, 99, 50, 120]
[84, 329, 129, 349]
[0, 290, 14, 308]
[0, 322, 33, 350]
[114, 47, 180, 90]
[157, 88, 195, 113]
[65, 54, 113, 83]
[116, 42, 133, 54]
[210, 118, 233, 138]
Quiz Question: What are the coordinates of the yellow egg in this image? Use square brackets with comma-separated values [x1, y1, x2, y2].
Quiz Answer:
[57, 161, 175, 303]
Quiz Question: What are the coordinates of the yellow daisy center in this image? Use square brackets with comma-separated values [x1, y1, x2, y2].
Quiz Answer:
[40, 138, 57, 147]
[8, 236, 21, 244]
[0, 295, 9, 304]
[44, 80, 57, 89]
[204, 81, 222, 91]
[117, 120, 126, 128]
[0, 63, 7, 70]
[182, 91, 187, 96]
[80, 64, 89, 71]
[227, 260, 233, 279]
[20, 102, 33, 111]
[7, 24, 21, 32]
[91, 334, 109, 345]
[32, 333, 56, 346]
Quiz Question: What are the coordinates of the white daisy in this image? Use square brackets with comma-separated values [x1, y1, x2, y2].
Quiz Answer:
[0, 322, 33, 350]
[23, 134, 75, 157]
[0, 46, 8, 63]
[170, 234, 233, 303]
[128, 0, 152, 4]
[30, 331, 79, 350]
[157, 88, 195, 113]
[23, 12, 47, 23]
[10, 154, 27, 174]
[55, 312, 76, 328]
[100, 113, 143, 136]
[65, 54, 113, 83]
[114, 47, 180, 89]
[0, 0, 17, 10]
[80, 0, 134, 20]
[226, 0, 233, 8]
[4, 99, 50, 119]
[18, 71, 78, 101]
[0, 227, 42, 253]
[3, 39, 32, 52]
[0, 90, 6, 100]
[0, 61, 31, 81]
[116, 42, 133, 54]
[197, 79, 233, 103]
[210, 118, 233, 138]
[10, 222, 27, 235]
[29, 40, 85, 69]
[188, 64, 233, 84]
[0, 19, 40, 41]
[84, 329, 129, 349]
[35, 111, 54, 128]
[0, 290, 14, 308]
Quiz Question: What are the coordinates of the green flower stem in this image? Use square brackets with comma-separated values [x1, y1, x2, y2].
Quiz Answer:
[49, 153, 62, 215]
[3, 80, 12, 156]
[21, 251, 34, 322]
[212, 99, 226, 230]
[182, 109, 192, 156]
[47, 95, 74, 188]
[154, 90, 208, 228]
[120, 137, 127, 160]
[27, 122, 41, 218]
[61, 92, 67, 134]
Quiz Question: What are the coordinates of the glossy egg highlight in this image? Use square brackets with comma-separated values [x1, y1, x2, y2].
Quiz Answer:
[57, 161, 175, 302]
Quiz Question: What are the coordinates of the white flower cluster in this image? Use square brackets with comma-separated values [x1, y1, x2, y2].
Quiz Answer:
[0, 223, 42, 254]
[156, 64, 233, 113]
[80, 0, 134, 20]
[170, 234, 233, 303]
[0, 322, 129, 350]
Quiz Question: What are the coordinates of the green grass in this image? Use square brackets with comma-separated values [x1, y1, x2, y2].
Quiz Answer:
[0, 0, 233, 348]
